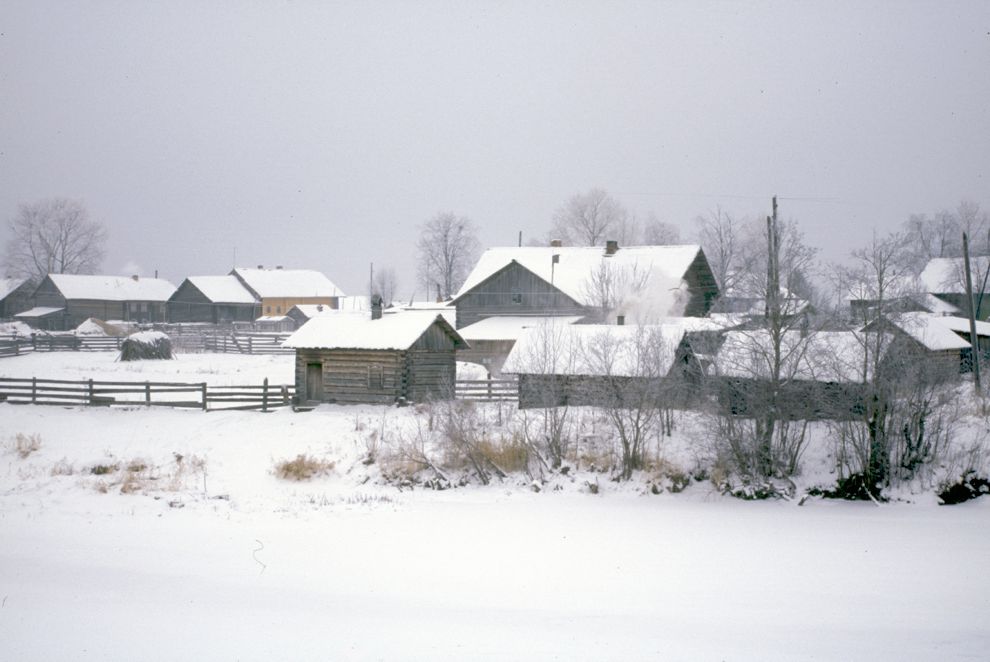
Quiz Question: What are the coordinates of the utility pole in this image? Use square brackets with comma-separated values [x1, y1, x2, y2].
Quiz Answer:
[963, 232, 981, 393]
[369, 262, 374, 299]
[764, 195, 780, 321]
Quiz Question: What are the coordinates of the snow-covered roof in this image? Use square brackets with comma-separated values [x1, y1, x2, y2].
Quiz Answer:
[283, 311, 468, 351]
[186, 276, 256, 304]
[714, 330, 884, 383]
[336, 296, 370, 312]
[882, 312, 973, 351]
[384, 303, 456, 327]
[48, 274, 176, 302]
[290, 304, 338, 319]
[918, 293, 960, 315]
[0, 277, 28, 300]
[502, 323, 687, 378]
[256, 315, 291, 322]
[458, 316, 584, 342]
[453, 245, 704, 312]
[881, 312, 990, 350]
[15, 306, 64, 318]
[232, 268, 343, 299]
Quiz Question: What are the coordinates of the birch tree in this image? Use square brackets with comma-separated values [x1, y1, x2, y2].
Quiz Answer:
[415, 212, 480, 299]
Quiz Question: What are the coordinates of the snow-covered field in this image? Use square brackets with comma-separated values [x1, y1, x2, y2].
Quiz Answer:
[2, 352, 989, 660]
[0, 350, 294, 385]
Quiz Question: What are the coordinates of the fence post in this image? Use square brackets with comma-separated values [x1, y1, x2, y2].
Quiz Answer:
[201, 382, 208, 411]
[262, 377, 269, 412]
[31, 376, 37, 404]
[145, 381, 151, 406]
[88, 378, 94, 406]
[248, 336, 253, 355]
[281, 384, 288, 407]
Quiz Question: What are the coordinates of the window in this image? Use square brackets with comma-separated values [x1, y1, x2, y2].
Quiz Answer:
[276, 305, 282, 314]
[368, 365, 384, 390]
[266, 306, 272, 314]
[511, 291, 523, 304]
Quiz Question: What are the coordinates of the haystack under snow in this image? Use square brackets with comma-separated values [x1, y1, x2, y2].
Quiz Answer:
[75, 318, 126, 337]
[119, 331, 173, 361]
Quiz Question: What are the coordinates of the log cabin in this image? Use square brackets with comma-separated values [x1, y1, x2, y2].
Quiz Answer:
[0, 278, 32, 318]
[21, 274, 176, 330]
[284, 305, 469, 405]
[167, 276, 259, 324]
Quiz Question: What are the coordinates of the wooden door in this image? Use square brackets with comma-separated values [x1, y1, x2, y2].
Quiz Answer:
[306, 363, 324, 402]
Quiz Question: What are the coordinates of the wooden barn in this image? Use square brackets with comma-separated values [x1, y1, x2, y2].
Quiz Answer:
[711, 330, 889, 421]
[449, 242, 720, 329]
[501, 322, 702, 409]
[0, 278, 32, 318]
[284, 309, 469, 405]
[168, 276, 259, 324]
[22, 274, 176, 330]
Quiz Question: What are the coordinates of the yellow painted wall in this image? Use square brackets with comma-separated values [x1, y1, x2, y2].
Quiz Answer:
[261, 296, 338, 316]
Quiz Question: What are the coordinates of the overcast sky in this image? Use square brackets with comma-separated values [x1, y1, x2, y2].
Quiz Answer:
[1, 1, 988, 297]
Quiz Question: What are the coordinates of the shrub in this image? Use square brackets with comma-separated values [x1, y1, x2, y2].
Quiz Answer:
[938, 471, 990, 505]
[90, 463, 119, 475]
[50, 458, 74, 476]
[275, 454, 335, 481]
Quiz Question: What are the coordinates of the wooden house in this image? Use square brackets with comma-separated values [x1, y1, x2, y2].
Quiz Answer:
[864, 312, 990, 375]
[450, 242, 719, 329]
[168, 276, 259, 324]
[501, 322, 703, 409]
[0, 278, 32, 318]
[232, 267, 343, 318]
[22, 274, 176, 330]
[284, 309, 469, 405]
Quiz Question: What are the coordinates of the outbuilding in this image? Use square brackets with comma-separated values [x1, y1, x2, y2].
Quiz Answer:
[283, 309, 469, 405]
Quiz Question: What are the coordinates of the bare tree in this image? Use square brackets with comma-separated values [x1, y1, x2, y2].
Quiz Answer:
[829, 232, 964, 499]
[372, 266, 399, 307]
[641, 213, 681, 245]
[515, 320, 583, 470]
[3, 198, 108, 283]
[415, 212, 480, 299]
[584, 326, 673, 480]
[551, 188, 628, 246]
[581, 261, 654, 322]
[902, 200, 990, 270]
[694, 207, 749, 300]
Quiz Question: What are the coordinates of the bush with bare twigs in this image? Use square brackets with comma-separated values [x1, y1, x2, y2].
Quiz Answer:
[274, 454, 335, 481]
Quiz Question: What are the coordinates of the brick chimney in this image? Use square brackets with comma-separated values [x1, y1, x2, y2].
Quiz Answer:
[550, 239, 562, 247]
[131, 274, 139, 281]
[605, 240, 619, 256]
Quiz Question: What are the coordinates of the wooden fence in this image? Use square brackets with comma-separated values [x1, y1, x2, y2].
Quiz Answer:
[0, 334, 124, 358]
[0, 376, 295, 412]
[455, 378, 518, 402]
[0, 332, 293, 358]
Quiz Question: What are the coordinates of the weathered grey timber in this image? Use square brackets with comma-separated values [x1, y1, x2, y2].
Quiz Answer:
[287, 313, 468, 405]
[168, 279, 259, 324]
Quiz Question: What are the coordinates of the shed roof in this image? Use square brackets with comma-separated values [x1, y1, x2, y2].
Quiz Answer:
[713, 330, 886, 383]
[48, 274, 176, 302]
[502, 323, 687, 378]
[185, 276, 256, 304]
[283, 311, 468, 351]
[917, 257, 990, 295]
[232, 267, 343, 298]
[15, 306, 64, 318]
[453, 245, 704, 311]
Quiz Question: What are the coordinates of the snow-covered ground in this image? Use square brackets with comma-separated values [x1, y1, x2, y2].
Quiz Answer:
[0, 350, 294, 386]
[1, 352, 988, 660]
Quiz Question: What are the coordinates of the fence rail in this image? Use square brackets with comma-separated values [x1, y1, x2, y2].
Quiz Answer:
[0, 332, 293, 358]
[455, 378, 518, 401]
[0, 376, 294, 412]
